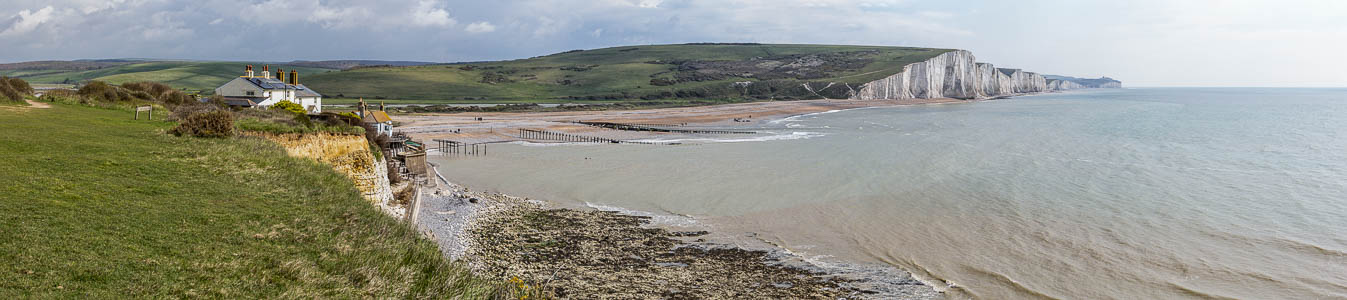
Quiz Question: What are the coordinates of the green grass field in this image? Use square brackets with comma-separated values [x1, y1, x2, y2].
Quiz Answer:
[0, 104, 499, 298]
[304, 44, 951, 103]
[11, 62, 335, 93]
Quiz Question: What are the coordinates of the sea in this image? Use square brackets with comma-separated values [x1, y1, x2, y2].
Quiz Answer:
[431, 88, 1347, 299]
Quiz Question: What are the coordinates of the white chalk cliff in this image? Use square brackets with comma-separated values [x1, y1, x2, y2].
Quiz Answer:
[851, 50, 1118, 100]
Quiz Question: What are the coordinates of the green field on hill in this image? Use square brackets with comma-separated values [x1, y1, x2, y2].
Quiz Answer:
[304, 44, 950, 103]
[0, 104, 498, 298]
[3, 62, 334, 93]
[2, 44, 949, 104]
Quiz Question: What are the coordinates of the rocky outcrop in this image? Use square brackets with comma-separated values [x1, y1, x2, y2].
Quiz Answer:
[851, 50, 1117, 100]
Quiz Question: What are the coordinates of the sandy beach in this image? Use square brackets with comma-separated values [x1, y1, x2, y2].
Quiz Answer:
[396, 98, 968, 144]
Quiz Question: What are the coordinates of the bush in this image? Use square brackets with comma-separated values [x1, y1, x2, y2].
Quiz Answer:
[5, 77, 34, 95]
[170, 101, 225, 121]
[0, 78, 22, 103]
[170, 110, 235, 138]
[270, 100, 307, 115]
[0, 77, 35, 103]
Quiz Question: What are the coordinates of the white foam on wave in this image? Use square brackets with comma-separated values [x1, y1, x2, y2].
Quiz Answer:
[508, 140, 609, 147]
[767, 109, 843, 125]
[584, 202, 699, 227]
[633, 131, 825, 144]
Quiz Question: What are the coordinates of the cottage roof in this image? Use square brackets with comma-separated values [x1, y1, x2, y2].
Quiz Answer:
[364, 111, 392, 123]
[243, 77, 321, 97]
[294, 84, 321, 97]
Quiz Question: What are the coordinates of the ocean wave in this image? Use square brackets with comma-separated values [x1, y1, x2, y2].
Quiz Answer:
[632, 131, 825, 144]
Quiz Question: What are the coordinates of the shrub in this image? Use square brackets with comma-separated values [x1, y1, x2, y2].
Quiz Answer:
[0, 78, 22, 103]
[271, 100, 307, 115]
[170, 101, 225, 121]
[170, 110, 235, 138]
[78, 81, 127, 102]
[1, 77, 34, 103]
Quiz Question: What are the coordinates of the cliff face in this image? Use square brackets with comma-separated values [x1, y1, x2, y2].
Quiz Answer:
[852, 50, 980, 100]
[251, 132, 402, 218]
[975, 63, 1014, 97]
[852, 50, 1116, 100]
[1048, 79, 1087, 90]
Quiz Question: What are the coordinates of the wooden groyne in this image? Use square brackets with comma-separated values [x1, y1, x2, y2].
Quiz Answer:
[433, 139, 487, 156]
[518, 128, 669, 145]
[574, 121, 756, 135]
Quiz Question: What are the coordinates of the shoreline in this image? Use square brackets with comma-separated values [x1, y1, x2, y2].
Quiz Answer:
[415, 172, 942, 299]
[403, 93, 1071, 298]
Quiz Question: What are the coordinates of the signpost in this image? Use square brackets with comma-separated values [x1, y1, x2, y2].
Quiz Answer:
[134, 106, 153, 120]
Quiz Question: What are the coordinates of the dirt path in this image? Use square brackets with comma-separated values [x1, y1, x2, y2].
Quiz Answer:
[26, 100, 51, 108]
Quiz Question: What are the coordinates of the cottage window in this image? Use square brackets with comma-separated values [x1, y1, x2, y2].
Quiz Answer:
[245, 91, 255, 96]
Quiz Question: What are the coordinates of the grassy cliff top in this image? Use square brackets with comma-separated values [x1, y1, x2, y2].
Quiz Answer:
[0, 103, 500, 298]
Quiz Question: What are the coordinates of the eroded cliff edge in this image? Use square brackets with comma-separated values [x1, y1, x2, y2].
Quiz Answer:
[851, 50, 1120, 100]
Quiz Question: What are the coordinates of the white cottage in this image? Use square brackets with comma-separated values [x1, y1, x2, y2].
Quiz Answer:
[214, 65, 322, 113]
[357, 98, 394, 137]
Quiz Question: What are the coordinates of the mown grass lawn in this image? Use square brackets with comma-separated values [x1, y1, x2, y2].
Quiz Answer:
[0, 103, 499, 298]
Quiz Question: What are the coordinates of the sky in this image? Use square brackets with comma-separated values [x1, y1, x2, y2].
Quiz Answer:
[1, 0, 1343, 87]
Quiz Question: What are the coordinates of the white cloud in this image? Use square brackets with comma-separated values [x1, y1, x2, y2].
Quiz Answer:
[410, 0, 455, 27]
[465, 21, 496, 33]
[1, 6, 54, 37]
[637, 0, 663, 8]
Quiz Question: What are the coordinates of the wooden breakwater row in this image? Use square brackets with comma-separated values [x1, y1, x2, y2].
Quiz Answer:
[519, 128, 668, 145]
[433, 139, 487, 156]
[573, 121, 756, 135]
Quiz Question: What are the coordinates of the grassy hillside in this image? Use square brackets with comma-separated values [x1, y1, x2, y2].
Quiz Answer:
[305, 44, 951, 103]
[5, 62, 334, 93]
[0, 104, 499, 298]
